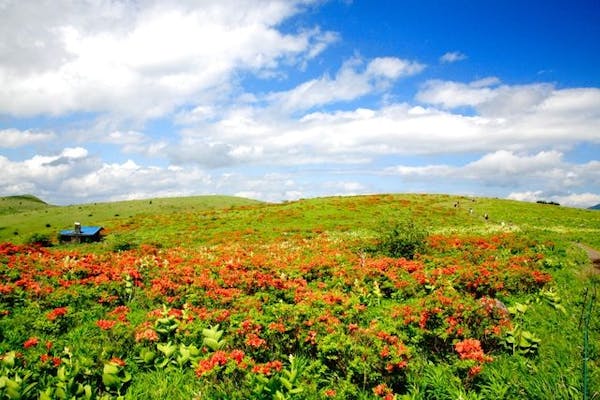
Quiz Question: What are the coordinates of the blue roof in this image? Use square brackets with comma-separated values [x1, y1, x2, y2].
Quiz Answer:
[59, 226, 103, 236]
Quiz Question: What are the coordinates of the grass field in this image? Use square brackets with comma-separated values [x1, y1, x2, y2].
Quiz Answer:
[0, 193, 599, 399]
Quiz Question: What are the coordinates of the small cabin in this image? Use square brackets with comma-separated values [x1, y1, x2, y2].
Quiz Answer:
[59, 222, 103, 243]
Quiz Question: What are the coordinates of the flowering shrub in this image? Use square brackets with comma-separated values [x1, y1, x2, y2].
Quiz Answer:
[0, 227, 569, 398]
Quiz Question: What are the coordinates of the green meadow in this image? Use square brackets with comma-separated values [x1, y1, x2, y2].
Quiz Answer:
[0, 193, 599, 399]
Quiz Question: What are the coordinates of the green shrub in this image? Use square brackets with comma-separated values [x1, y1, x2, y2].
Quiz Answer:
[27, 233, 53, 247]
[373, 220, 428, 259]
[107, 234, 138, 252]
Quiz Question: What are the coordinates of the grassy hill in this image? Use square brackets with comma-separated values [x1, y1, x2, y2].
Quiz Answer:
[0, 195, 262, 244]
[0, 193, 599, 399]
[1, 193, 599, 248]
[0, 194, 52, 215]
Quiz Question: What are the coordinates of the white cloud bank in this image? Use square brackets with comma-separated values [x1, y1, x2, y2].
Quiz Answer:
[0, 2, 598, 207]
[0, 129, 56, 148]
[0, 0, 333, 119]
[169, 77, 600, 167]
[385, 150, 600, 207]
[266, 57, 425, 112]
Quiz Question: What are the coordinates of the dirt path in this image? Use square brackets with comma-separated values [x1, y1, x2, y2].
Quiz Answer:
[576, 243, 600, 272]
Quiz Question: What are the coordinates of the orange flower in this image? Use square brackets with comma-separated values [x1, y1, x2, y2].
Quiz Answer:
[24, 337, 39, 349]
[96, 319, 117, 330]
[135, 327, 159, 342]
[245, 333, 266, 348]
[454, 338, 492, 363]
[47, 307, 68, 321]
[110, 357, 126, 366]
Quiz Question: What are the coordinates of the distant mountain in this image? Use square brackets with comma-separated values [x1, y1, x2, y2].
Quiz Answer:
[589, 203, 600, 210]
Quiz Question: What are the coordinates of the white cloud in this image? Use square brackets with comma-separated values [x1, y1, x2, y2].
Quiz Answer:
[384, 150, 600, 207]
[266, 57, 425, 112]
[508, 191, 600, 208]
[0, 147, 98, 199]
[417, 77, 501, 109]
[0, 129, 56, 148]
[0, 2, 597, 206]
[417, 78, 587, 121]
[170, 78, 600, 167]
[0, 0, 333, 118]
[439, 51, 467, 63]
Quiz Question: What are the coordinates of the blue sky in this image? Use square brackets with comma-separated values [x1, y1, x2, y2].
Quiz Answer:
[1, 0, 599, 206]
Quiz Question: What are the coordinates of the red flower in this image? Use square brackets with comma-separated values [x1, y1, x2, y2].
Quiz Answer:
[454, 338, 492, 363]
[211, 351, 229, 366]
[194, 351, 230, 377]
[229, 349, 245, 364]
[468, 365, 483, 376]
[373, 383, 394, 399]
[380, 345, 390, 358]
[47, 307, 68, 321]
[252, 360, 283, 375]
[96, 319, 117, 330]
[24, 337, 39, 349]
[245, 333, 266, 348]
[110, 357, 126, 366]
[305, 330, 317, 345]
[324, 389, 337, 397]
[268, 322, 286, 333]
[135, 327, 159, 342]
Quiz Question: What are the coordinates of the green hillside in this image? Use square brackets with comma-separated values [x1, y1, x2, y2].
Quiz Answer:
[2, 193, 600, 249]
[0, 194, 52, 215]
[0, 193, 599, 399]
[0, 195, 262, 243]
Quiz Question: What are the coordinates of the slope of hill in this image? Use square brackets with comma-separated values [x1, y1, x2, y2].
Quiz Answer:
[0, 195, 262, 242]
[590, 203, 600, 210]
[0, 193, 599, 398]
[0, 194, 52, 215]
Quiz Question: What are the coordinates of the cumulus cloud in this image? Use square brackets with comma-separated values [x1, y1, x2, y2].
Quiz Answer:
[508, 191, 600, 208]
[170, 78, 600, 167]
[0, 146, 373, 204]
[0, 129, 56, 148]
[0, 147, 99, 199]
[266, 56, 425, 112]
[0, 0, 333, 118]
[99, 130, 168, 156]
[439, 51, 467, 63]
[1, 2, 597, 206]
[416, 77, 573, 119]
[384, 150, 600, 207]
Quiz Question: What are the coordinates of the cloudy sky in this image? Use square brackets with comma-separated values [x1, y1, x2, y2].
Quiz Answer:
[1, 0, 599, 207]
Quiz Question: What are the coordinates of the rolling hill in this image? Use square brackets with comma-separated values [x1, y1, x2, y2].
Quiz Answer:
[0, 194, 51, 215]
[0, 193, 599, 398]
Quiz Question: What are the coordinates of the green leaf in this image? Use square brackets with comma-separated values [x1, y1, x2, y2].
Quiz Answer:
[157, 342, 177, 357]
[102, 372, 121, 389]
[202, 337, 222, 351]
[280, 377, 292, 390]
[142, 349, 156, 363]
[54, 386, 66, 399]
[516, 303, 529, 313]
[103, 363, 120, 375]
[39, 390, 52, 400]
[1, 351, 15, 368]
